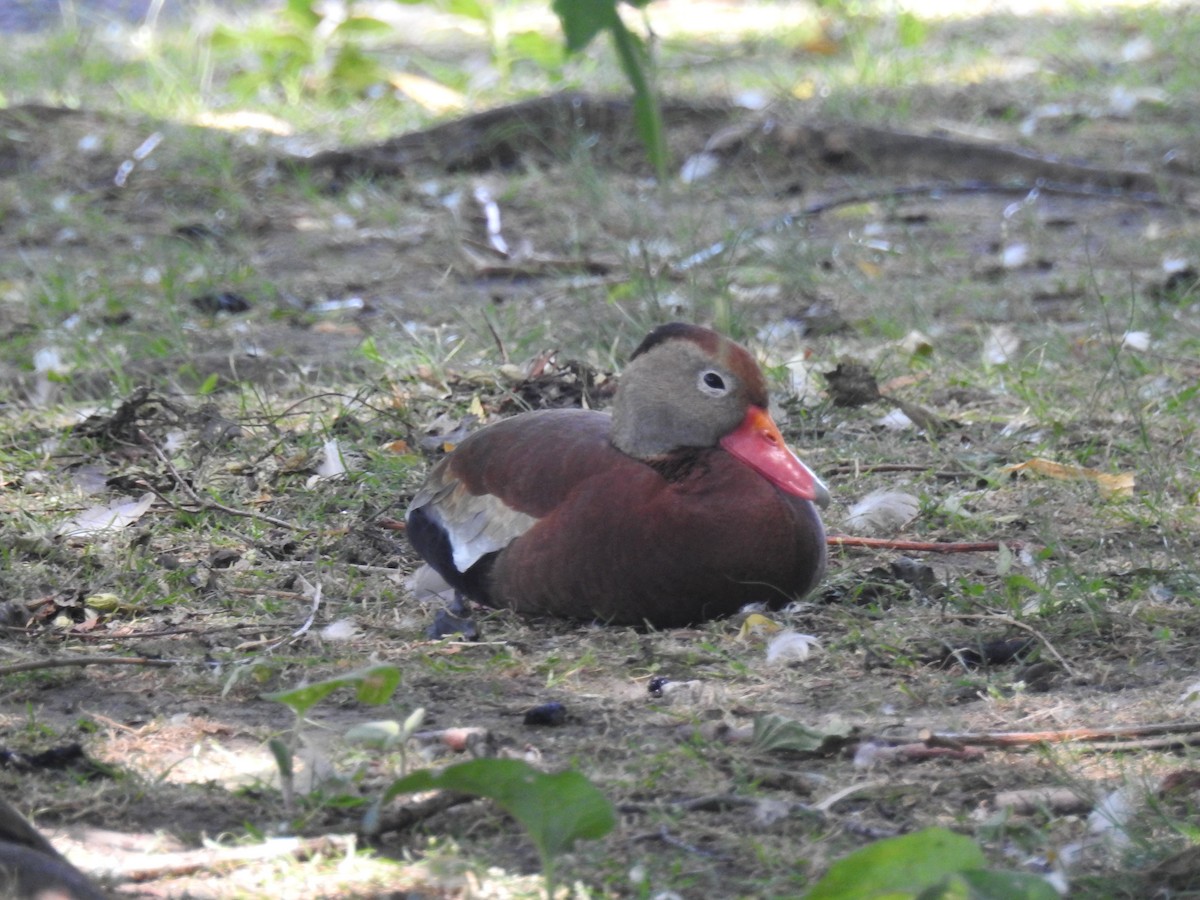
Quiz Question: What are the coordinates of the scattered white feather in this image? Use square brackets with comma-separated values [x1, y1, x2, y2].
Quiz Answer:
[876, 408, 914, 431]
[1088, 787, 1139, 848]
[1120, 35, 1154, 63]
[766, 631, 822, 664]
[59, 492, 154, 537]
[320, 619, 359, 642]
[680, 152, 721, 184]
[753, 798, 792, 826]
[982, 325, 1020, 365]
[1121, 331, 1151, 351]
[843, 490, 919, 536]
[1001, 243, 1030, 269]
[317, 438, 347, 478]
[853, 740, 891, 768]
[407, 564, 457, 604]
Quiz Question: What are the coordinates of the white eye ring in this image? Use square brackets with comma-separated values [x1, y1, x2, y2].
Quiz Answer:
[698, 369, 729, 396]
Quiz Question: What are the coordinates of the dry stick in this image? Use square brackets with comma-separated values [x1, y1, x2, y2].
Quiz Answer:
[0, 656, 175, 676]
[671, 179, 1185, 273]
[824, 463, 974, 479]
[371, 792, 474, 837]
[145, 438, 300, 532]
[827, 535, 1019, 553]
[929, 720, 1200, 747]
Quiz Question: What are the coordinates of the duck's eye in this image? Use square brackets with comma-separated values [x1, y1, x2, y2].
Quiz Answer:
[699, 370, 728, 395]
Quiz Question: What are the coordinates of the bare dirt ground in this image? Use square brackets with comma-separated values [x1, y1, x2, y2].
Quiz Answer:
[2, 9, 1200, 897]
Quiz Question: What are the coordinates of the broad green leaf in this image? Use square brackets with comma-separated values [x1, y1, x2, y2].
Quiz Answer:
[806, 828, 986, 899]
[268, 737, 293, 777]
[509, 31, 565, 71]
[333, 16, 394, 37]
[264, 664, 402, 716]
[444, 0, 490, 24]
[957, 870, 1060, 900]
[551, 0, 619, 52]
[354, 664, 403, 704]
[345, 720, 403, 748]
[329, 45, 386, 94]
[384, 758, 615, 866]
[897, 11, 928, 48]
[284, 0, 321, 30]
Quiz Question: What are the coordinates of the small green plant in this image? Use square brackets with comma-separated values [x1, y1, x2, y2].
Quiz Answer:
[384, 757, 616, 899]
[264, 664, 405, 813]
[805, 827, 1058, 899]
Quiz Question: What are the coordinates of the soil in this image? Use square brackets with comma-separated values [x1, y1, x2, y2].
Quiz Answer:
[2, 17, 1200, 898]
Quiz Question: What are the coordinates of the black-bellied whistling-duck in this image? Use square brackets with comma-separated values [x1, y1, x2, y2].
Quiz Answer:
[406, 323, 829, 628]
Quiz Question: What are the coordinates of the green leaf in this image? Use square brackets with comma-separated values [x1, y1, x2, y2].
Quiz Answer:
[384, 759, 615, 868]
[268, 737, 293, 777]
[345, 720, 403, 749]
[957, 870, 1060, 900]
[897, 11, 927, 48]
[551, 0, 620, 53]
[263, 664, 402, 716]
[443, 0, 490, 24]
[360, 335, 384, 364]
[329, 45, 387, 94]
[806, 828, 987, 899]
[198, 372, 220, 395]
[284, 0, 322, 30]
[332, 16, 394, 37]
[509, 30, 565, 71]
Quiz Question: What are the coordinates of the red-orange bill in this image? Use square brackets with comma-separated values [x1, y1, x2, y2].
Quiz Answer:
[720, 407, 830, 508]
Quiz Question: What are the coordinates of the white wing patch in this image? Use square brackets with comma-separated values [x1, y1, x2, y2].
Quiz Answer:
[410, 471, 538, 573]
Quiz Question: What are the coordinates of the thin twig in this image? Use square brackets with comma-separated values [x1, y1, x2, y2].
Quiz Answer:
[823, 463, 976, 479]
[928, 720, 1200, 747]
[947, 612, 1074, 677]
[0, 656, 176, 676]
[827, 535, 1019, 553]
[146, 437, 300, 532]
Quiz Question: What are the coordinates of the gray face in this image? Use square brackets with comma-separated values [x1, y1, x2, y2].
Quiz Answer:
[610, 338, 754, 458]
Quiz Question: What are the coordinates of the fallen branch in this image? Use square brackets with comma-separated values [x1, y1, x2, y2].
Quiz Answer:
[926, 720, 1200, 747]
[0, 656, 175, 676]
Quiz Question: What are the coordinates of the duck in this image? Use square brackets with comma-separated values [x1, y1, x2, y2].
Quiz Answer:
[406, 322, 829, 628]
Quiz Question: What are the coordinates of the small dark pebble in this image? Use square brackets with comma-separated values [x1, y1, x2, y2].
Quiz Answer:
[523, 702, 567, 727]
[648, 676, 671, 697]
[190, 292, 251, 315]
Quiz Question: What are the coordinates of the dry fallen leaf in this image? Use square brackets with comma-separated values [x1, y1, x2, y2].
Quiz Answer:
[1002, 458, 1135, 498]
[738, 613, 781, 642]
